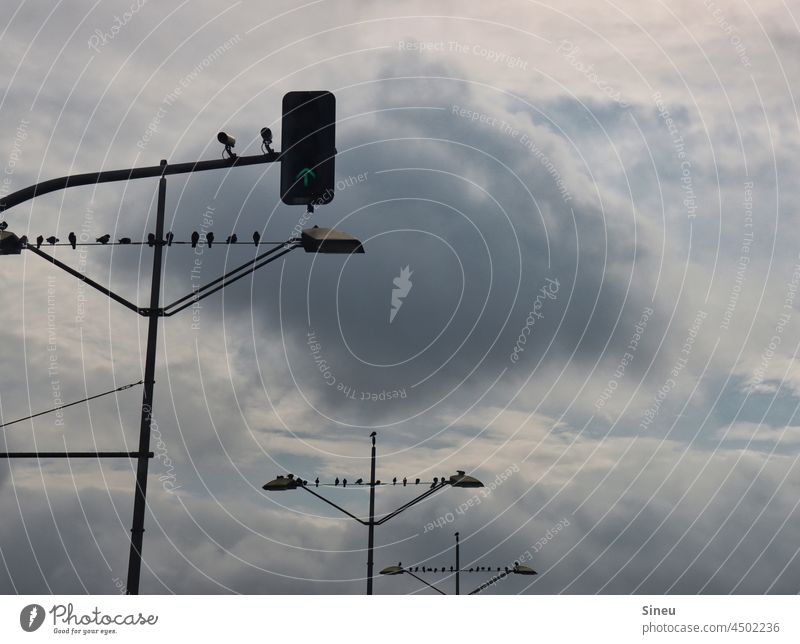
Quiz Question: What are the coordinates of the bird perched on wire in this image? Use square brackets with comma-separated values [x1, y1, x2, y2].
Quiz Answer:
[119, 237, 131, 244]
[226, 234, 237, 244]
[402, 477, 407, 487]
[0, 221, 7, 231]
[19, 235, 27, 246]
[252, 231, 260, 246]
[314, 477, 319, 487]
[96, 234, 110, 244]
[342, 478, 347, 487]
[206, 232, 214, 248]
[355, 478, 363, 485]
[68, 232, 77, 249]
[46, 236, 59, 245]
[165, 231, 174, 246]
[375, 480, 381, 486]
[147, 233, 156, 247]
[191, 231, 200, 248]
[431, 477, 438, 489]
[334, 477, 339, 486]
[415, 478, 421, 485]
[36, 235, 43, 248]
[392, 477, 397, 485]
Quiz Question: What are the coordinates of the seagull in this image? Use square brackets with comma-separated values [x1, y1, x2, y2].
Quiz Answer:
[119, 237, 131, 244]
[36, 235, 43, 248]
[253, 231, 260, 246]
[68, 232, 77, 249]
[46, 236, 59, 245]
[402, 477, 407, 486]
[96, 234, 110, 244]
[147, 233, 156, 247]
[314, 477, 319, 487]
[206, 232, 214, 248]
[226, 234, 237, 244]
[0, 221, 7, 230]
[165, 231, 174, 246]
[334, 477, 339, 486]
[355, 478, 363, 485]
[191, 231, 200, 248]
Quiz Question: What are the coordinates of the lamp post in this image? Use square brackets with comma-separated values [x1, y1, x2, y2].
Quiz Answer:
[262, 431, 484, 595]
[0, 149, 363, 594]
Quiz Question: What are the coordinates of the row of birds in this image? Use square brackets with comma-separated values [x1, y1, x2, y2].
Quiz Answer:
[397, 564, 515, 574]
[22, 231, 268, 249]
[303, 476, 446, 488]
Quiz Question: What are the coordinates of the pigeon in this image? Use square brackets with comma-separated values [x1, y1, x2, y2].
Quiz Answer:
[342, 478, 347, 487]
[46, 236, 59, 245]
[334, 477, 339, 486]
[393, 477, 397, 486]
[0, 221, 7, 230]
[402, 477, 407, 487]
[68, 232, 77, 249]
[253, 231, 260, 246]
[96, 234, 110, 244]
[226, 234, 237, 244]
[119, 237, 131, 244]
[355, 478, 363, 486]
[191, 231, 200, 248]
[165, 231, 174, 246]
[36, 235, 43, 248]
[147, 233, 156, 247]
[314, 477, 319, 487]
[206, 232, 214, 248]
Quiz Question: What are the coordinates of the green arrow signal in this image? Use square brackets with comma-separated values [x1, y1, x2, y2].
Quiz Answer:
[296, 167, 317, 187]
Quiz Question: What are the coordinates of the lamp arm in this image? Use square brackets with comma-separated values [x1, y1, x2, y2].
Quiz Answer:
[468, 571, 511, 595]
[375, 482, 448, 526]
[298, 485, 368, 525]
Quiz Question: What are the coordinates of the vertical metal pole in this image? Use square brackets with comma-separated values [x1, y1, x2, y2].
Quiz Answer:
[455, 531, 460, 595]
[126, 163, 167, 595]
[366, 431, 377, 595]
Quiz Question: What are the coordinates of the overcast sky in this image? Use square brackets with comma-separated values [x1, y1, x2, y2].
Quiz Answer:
[0, 0, 799, 594]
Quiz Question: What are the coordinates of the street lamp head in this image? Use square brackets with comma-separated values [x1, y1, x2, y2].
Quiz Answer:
[380, 564, 404, 576]
[0, 230, 24, 255]
[513, 563, 537, 575]
[262, 474, 299, 491]
[448, 470, 484, 488]
[300, 226, 364, 254]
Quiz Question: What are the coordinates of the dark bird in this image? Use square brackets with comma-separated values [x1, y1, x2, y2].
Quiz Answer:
[252, 231, 260, 246]
[166, 231, 174, 246]
[46, 236, 58, 245]
[36, 235, 43, 248]
[119, 237, 131, 244]
[147, 233, 156, 247]
[450, 566, 454, 572]
[504, 567, 510, 573]
[206, 232, 214, 248]
[226, 234, 237, 244]
[415, 478, 421, 485]
[191, 231, 200, 248]
[342, 478, 347, 487]
[355, 478, 363, 485]
[19, 235, 27, 245]
[0, 221, 7, 230]
[68, 232, 77, 249]
[314, 477, 319, 487]
[96, 234, 110, 244]
[334, 477, 339, 486]
[375, 480, 381, 486]
[433, 568, 438, 573]
[431, 477, 438, 489]
[393, 477, 397, 485]
[402, 477, 407, 486]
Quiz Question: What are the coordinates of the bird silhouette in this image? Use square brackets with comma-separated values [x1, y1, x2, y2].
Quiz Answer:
[147, 233, 156, 247]
[36, 235, 43, 248]
[119, 237, 131, 244]
[68, 232, 77, 249]
[342, 478, 347, 487]
[392, 477, 397, 485]
[0, 221, 7, 230]
[375, 480, 381, 486]
[252, 231, 260, 246]
[355, 478, 363, 485]
[334, 477, 339, 486]
[450, 566, 454, 572]
[191, 231, 200, 248]
[46, 236, 58, 245]
[206, 232, 214, 248]
[226, 234, 237, 244]
[314, 477, 319, 487]
[433, 568, 438, 573]
[19, 235, 27, 245]
[402, 477, 407, 486]
[415, 478, 421, 485]
[96, 234, 110, 244]
[165, 231, 174, 246]
[431, 477, 438, 488]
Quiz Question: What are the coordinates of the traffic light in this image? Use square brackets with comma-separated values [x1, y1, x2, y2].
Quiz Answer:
[280, 91, 336, 206]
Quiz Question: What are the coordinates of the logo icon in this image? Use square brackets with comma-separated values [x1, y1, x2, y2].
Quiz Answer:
[20, 604, 45, 632]
[390, 266, 413, 323]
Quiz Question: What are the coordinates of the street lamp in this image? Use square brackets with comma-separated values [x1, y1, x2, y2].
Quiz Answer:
[0, 126, 363, 594]
[262, 431, 484, 595]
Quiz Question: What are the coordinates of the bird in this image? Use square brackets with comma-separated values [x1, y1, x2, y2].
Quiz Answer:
[19, 235, 27, 246]
[96, 234, 110, 244]
[342, 478, 347, 487]
[191, 231, 200, 248]
[402, 477, 407, 487]
[165, 231, 174, 246]
[147, 233, 156, 247]
[355, 478, 363, 485]
[46, 236, 58, 245]
[450, 566, 454, 572]
[252, 231, 260, 246]
[119, 237, 131, 244]
[206, 232, 214, 248]
[392, 477, 397, 485]
[314, 477, 319, 487]
[0, 221, 7, 230]
[226, 234, 237, 244]
[433, 568, 438, 573]
[334, 477, 339, 486]
[68, 232, 77, 249]
[415, 478, 421, 485]
[431, 477, 438, 489]
[375, 480, 381, 486]
[36, 235, 43, 248]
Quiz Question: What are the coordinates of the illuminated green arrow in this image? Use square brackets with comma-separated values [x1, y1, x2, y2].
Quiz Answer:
[296, 167, 317, 187]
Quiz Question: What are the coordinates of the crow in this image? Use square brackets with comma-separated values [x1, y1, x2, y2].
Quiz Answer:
[206, 232, 214, 248]
[191, 231, 200, 248]
[46, 236, 59, 245]
[165, 231, 174, 246]
[36, 235, 43, 248]
[253, 231, 260, 246]
[68, 232, 77, 249]
[96, 234, 110, 244]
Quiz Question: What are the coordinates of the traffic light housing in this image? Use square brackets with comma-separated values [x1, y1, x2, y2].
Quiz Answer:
[280, 91, 336, 206]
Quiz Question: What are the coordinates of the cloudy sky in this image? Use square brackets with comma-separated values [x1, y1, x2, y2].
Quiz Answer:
[0, 0, 799, 594]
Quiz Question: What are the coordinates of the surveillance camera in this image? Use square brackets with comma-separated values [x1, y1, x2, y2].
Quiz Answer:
[217, 132, 236, 147]
[260, 127, 272, 144]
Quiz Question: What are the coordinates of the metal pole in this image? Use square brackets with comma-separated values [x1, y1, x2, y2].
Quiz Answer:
[366, 431, 377, 595]
[455, 531, 460, 595]
[125, 164, 167, 595]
